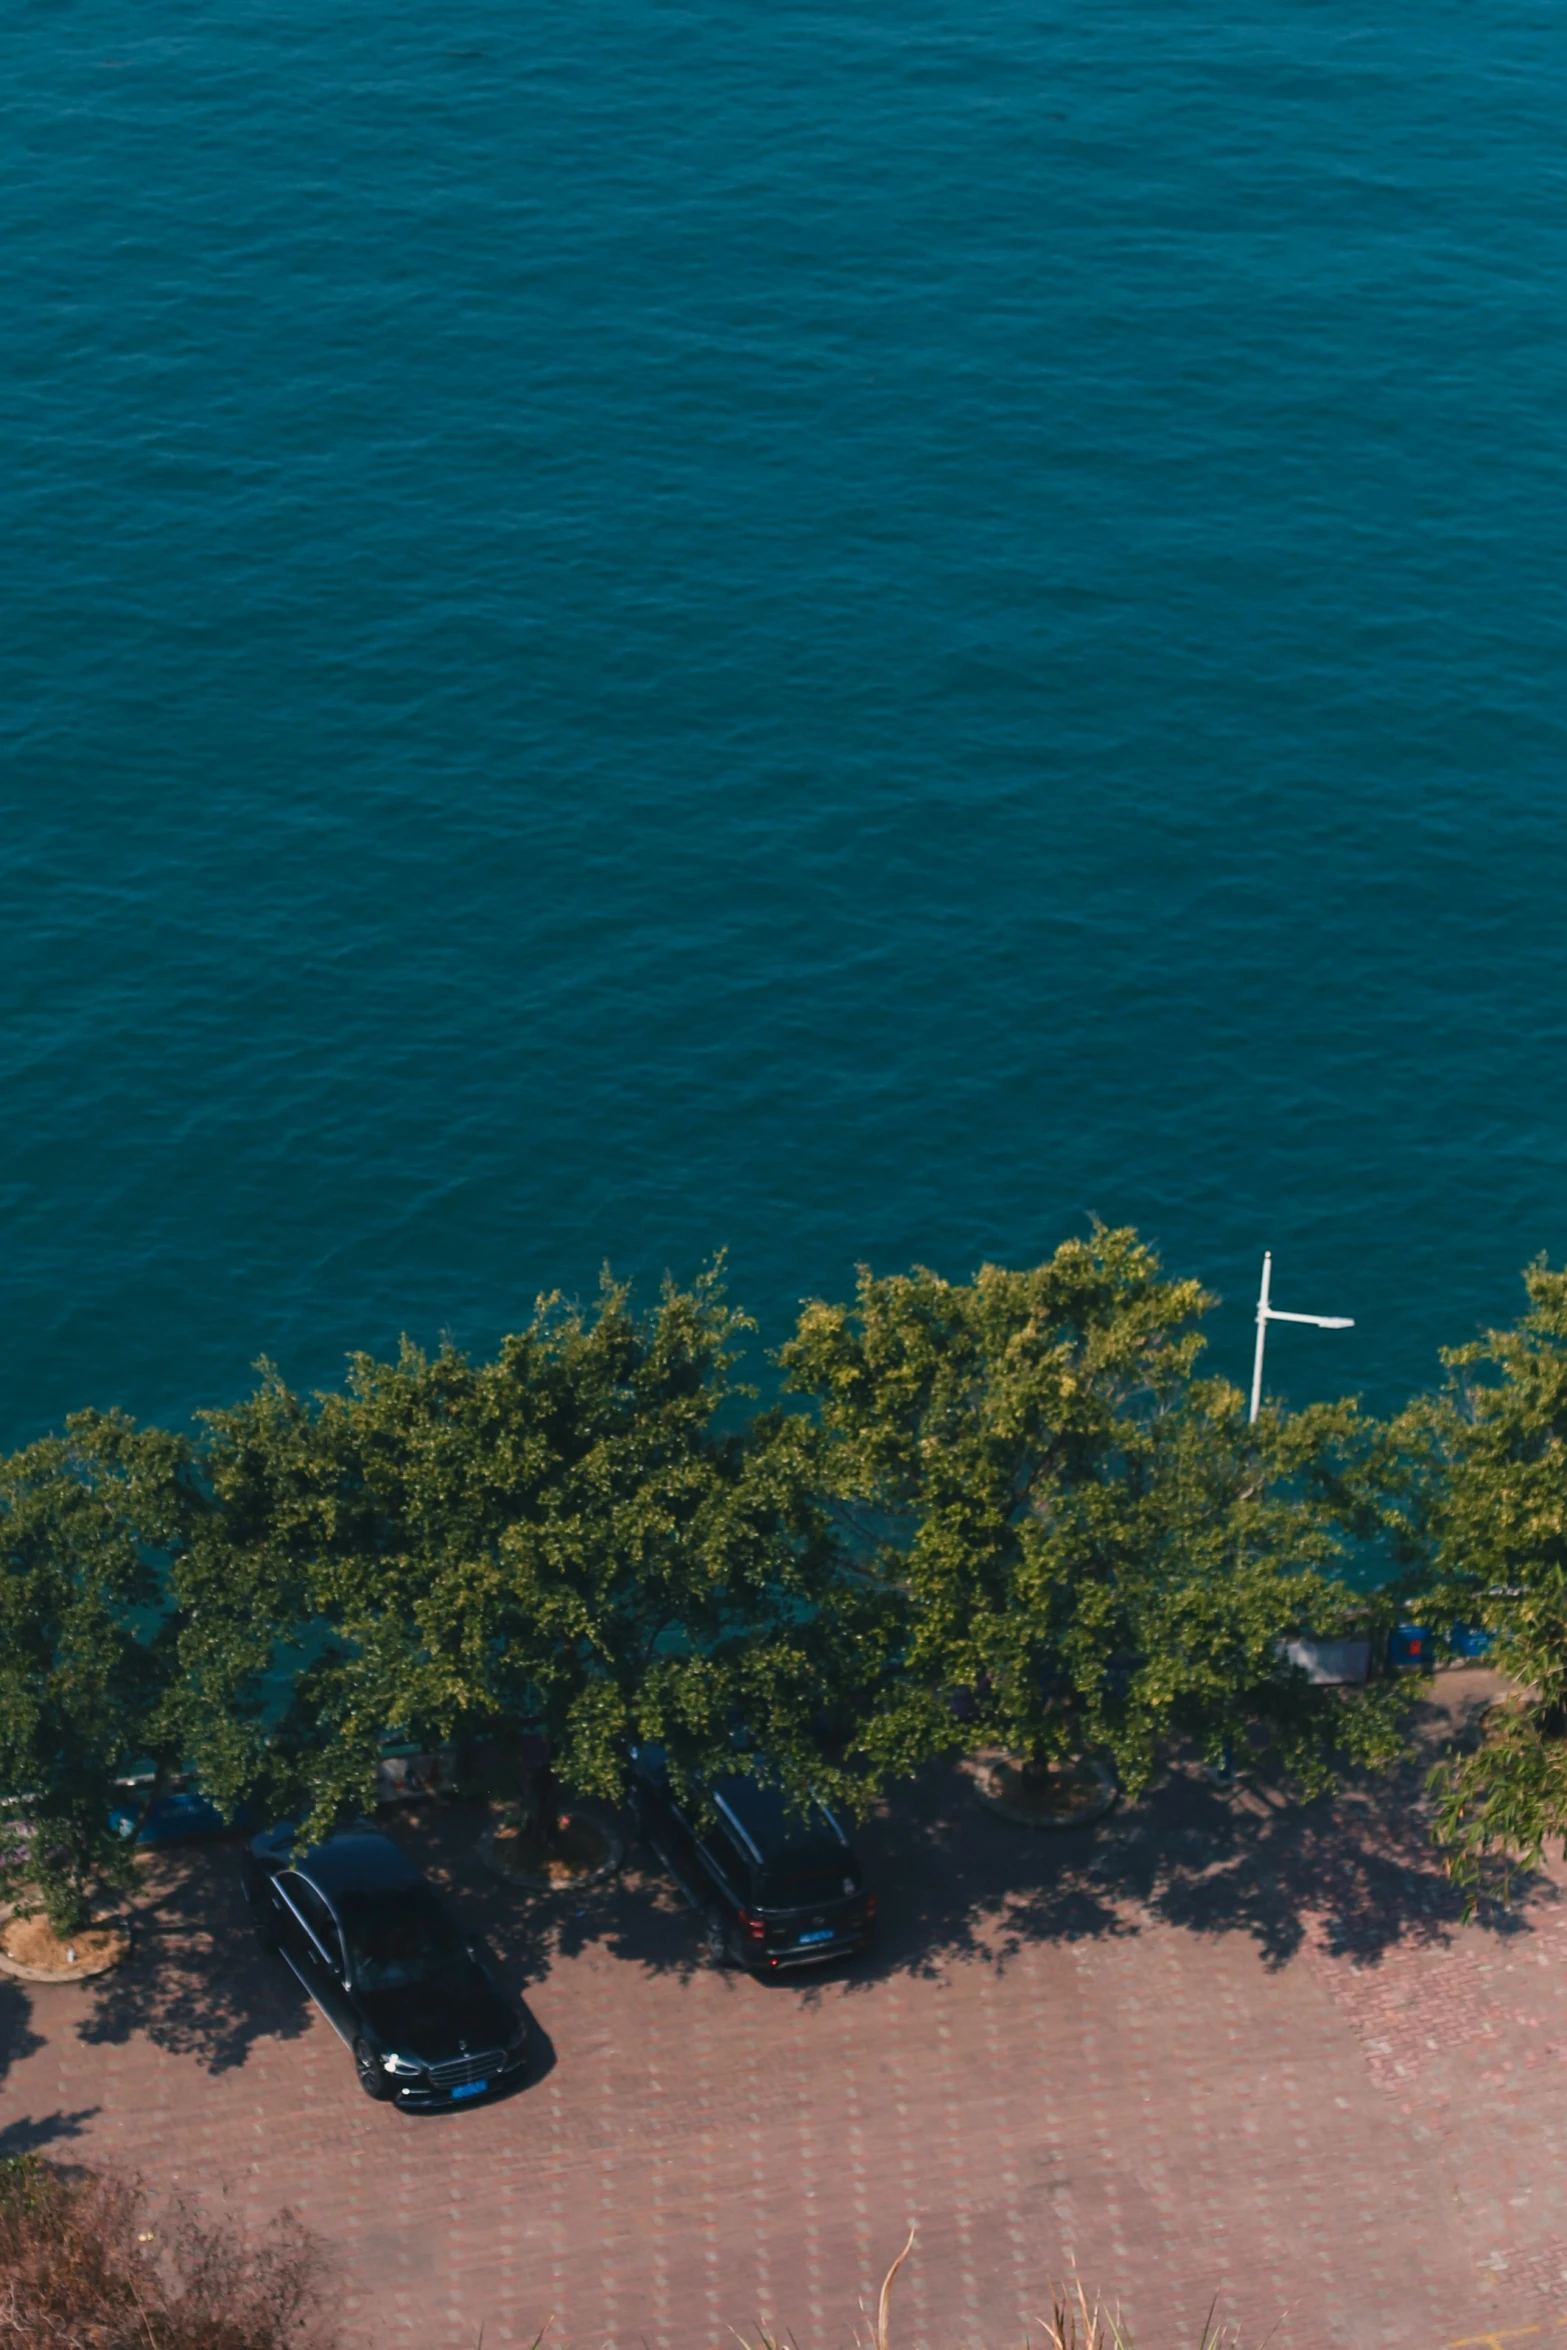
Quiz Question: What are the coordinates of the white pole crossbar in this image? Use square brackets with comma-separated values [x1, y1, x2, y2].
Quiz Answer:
[1249, 1250, 1354, 1424]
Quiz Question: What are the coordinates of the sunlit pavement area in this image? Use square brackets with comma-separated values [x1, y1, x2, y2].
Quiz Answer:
[6, 1670, 1567, 2350]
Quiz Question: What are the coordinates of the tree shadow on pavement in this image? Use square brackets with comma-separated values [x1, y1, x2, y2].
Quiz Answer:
[851, 1668, 1549, 1981]
[1144, 1671, 1556, 1969]
[0, 2109, 97, 2156]
[387, 1804, 591, 1993]
[0, 1978, 43, 2084]
[76, 1836, 315, 2075]
[421, 1775, 1137, 1989]
[486, 1668, 1549, 1988]
[78, 1672, 1536, 2050]
[0, 1962, 93, 2154]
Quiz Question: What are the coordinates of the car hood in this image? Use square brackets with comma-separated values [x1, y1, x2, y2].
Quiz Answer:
[357, 1970, 517, 2063]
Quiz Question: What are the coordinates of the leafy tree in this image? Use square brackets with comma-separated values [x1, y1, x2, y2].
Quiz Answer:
[174, 1267, 859, 1841]
[0, 1414, 190, 1937]
[1389, 1262, 1567, 1900]
[780, 1225, 1405, 1802]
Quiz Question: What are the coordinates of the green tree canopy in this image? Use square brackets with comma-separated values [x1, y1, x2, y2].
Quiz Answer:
[1389, 1261, 1567, 1898]
[781, 1225, 1404, 1800]
[0, 1413, 190, 1934]
[175, 1267, 861, 1840]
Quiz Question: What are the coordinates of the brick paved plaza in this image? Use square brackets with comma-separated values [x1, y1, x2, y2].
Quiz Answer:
[5, 1670, 1567, 2350]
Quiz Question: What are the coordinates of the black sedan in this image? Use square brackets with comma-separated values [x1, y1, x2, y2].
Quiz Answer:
[241, 1826, 527, 2108]
[627, 1746, 877, 1974]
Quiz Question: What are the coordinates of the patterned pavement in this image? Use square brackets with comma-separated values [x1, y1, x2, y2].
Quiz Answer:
[5, 1670, 1567, 2350]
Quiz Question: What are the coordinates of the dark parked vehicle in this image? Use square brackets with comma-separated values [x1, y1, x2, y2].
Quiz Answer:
[626, 1747, 876, 1973]
[241, 1827, 527, 2108]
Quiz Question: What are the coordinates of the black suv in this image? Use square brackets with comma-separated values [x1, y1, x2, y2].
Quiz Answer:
[627, 1747, 876, 1973]
[241, 1826, 527, 2108]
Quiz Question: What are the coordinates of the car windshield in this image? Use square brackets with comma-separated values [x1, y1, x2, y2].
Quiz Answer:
[338, 1888, 467, 1990]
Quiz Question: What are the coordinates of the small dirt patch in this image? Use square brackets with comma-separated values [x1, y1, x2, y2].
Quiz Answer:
[0, 1910, 129, 1979]
[477, 1807, 624, 1890]
[974, 1753, 1117, 1829]
[492, 1814, 612, 1880]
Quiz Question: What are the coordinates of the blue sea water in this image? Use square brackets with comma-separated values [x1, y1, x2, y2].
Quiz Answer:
[3, 0, 1564, 1448]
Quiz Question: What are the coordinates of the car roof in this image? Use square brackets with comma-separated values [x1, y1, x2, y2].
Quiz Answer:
[711, 1773, 850, 1865]
[295, 1833, 424, 1898]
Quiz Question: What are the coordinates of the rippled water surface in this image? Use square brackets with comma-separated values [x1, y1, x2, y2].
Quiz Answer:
[4, 0, 1564, 1442]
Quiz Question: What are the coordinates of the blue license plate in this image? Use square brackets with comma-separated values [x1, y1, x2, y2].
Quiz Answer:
[798, 1928, 835, 1946]
[449, 2079, 488, 2100]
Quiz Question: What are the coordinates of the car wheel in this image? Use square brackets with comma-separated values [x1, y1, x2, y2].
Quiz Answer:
[354, 2039, 394, 2102]
[700, 1906, 734, 1969]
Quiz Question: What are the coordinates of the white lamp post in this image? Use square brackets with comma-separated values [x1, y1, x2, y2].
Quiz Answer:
[1249, 1250, 1354, 1424]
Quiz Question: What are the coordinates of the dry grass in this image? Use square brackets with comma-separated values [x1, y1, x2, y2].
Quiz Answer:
[741, 2233, 1248, 2350]
[0, 2156, 338, 2348]
[1038, 2276, 1242, 2350]
[0, 1912, 127, 1974]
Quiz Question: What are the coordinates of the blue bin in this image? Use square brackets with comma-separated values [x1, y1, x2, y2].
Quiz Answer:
[1388, 1624, 1434, 1671]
